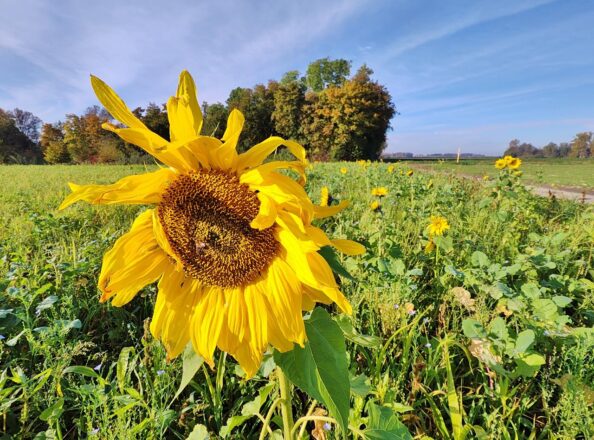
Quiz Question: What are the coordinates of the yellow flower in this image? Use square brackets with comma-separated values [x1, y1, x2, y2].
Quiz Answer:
[340, 167, 347, 174]
[482, 175, 490, 180]
[508, 157, 521, 169]
[494, 159, 507, 169]
[370, 200, 381, 212]
[387, 165, 395, 173]
[427, 216, 450, 237]
[371, 187, 388, 197]
[320, 186, 330, 207]
[503, 155, 514, 165]
[406, 169, 414, 177]
[59, 71, 365, 377]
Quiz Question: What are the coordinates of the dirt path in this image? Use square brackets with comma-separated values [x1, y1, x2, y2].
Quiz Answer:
[409, 164, 594, 204]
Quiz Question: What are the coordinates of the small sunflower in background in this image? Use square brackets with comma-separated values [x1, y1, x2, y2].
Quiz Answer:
[340, 167, 348, 174]
[494, 158, 507, 169]
[387, 165, 395, 173]
[507, 157, 522, 169]
[370, 200, 381, 212]
[319, 186, 331, 207]
[406, 169, 414, 177]
[59, 71, 364, 377]
[427, 216, 450, 237]
[371, 187, 388, 197]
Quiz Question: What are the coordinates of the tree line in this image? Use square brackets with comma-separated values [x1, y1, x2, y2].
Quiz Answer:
[0, 58, 396, 164]
[503, 134, 593, 158]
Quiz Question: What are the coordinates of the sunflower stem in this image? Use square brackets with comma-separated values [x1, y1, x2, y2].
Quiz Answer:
[277, 366, 294, 440]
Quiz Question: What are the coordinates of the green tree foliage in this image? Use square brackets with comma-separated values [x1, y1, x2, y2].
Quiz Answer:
[569, 132, 592, 158]
[306, 58, 351, 92]
[301, 65, 395, 161]
[0, 108, 41, 163]
[272, 79, 305, 141]
[202, 102, 228, 138]
[504, 139, 541, 157]
[542, 142, 560, 158]
[227, 83, 277, 152]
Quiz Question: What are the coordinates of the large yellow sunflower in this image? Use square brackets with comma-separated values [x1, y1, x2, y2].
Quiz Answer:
[59, 71, 364, 377]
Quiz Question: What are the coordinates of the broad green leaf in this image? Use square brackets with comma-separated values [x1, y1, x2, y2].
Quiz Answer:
[552, 295, 572, 308]
[361, 402, 412, 439]
[63, 366, 100, 379]
[488, 318, 508, 341]
[39, 399, 64, 422]
[241, 383, 275, 416]
[174, 344, 204, 401]
[532, 299, 558, 321]
[35, 295, 59, 314]
[514, 330, 535, 354]
[471, 251, 490, 268]
[521, 283, 541, 299]
[220, 415, 251, 438]
[351, 373, 372, 397]
[334, 315, 381, 348]
[513, 353, 545, 378]
[274, 307, 350, 433]
[462, 319, 486, 339]
[319, 246, 355, 280]
[186, 424, 209, 440]
[117, 347, 134, 393]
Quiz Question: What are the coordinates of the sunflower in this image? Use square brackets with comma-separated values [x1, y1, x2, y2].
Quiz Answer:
[387, 165, 395, 173]
[427, 216, 450, 237]
[59, 71, 364, 377]
[507, 157, 522, 169]
[494, 159, 507, 169]
[319, 186, 330, 207]
[371, 187, 388, 197]
[370, 200, 381, 212]
[340, 167, 348, 175]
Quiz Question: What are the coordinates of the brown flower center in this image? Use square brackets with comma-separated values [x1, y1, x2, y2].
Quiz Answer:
[157, 170, 279, 287]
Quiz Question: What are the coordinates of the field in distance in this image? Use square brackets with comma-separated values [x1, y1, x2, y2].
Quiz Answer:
[406, 158, 594, 191]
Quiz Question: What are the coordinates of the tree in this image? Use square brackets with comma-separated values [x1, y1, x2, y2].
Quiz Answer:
[542, 142, 560, 158]
[8, 108, 42, 143]
[301, 65, 395, 161]
[272, 80, 305, 141]
[0, 108, 40, 163]
[40, 123, 69, 163]
[202, 102, 228, 138]
[142, 103, 169, 140]
[226, 83, 277, 152]
[570, 132, 592, 158]
[305, 58, 351, 92]
[504, 139, 540, 157]
[558, 142, 571, 157]
[63, 106, 110, 163]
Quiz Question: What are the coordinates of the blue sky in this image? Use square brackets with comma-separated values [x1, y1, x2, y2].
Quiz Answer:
[1, 0, 593, 155]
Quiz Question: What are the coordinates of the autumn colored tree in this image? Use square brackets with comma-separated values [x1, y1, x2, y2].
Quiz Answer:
[570, 132, 592, 158]
[63, 106, 112, 163]
[301, 65, 395, 160]
[272, 76, 306, 141]
[40, 122, 70, 164]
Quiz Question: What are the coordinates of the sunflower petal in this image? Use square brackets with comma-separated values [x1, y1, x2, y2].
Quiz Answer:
[99, 210, 171, 306]
[59, 168, 175, 210]
[237, 136, 306, 171]
[151, 271, 202, 360]
[313, 200, 350, 219]
[251, 192, 277, 230]
[90, 75, 147, 129]
[331, 239, 366, 256]
[176, 70, 203, 135]
[190, 287, 226, 366]
[210, 109, 243, 170]
[244, 283, 268, 355]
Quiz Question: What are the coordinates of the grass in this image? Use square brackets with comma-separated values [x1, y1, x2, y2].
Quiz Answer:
[1, 163, 593, 439]
[407, 158, 594, 190]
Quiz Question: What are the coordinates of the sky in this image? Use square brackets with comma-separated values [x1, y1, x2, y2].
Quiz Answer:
[1, 0, 593, 155]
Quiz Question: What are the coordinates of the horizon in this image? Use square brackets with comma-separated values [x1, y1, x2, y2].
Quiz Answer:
[1, 0, 593, 156]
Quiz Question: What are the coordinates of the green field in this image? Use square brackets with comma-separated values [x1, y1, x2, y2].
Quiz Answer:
[409, 158, 594, 190]
[1, 163, 593, 439]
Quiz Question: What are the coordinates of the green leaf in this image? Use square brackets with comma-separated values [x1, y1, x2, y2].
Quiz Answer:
[532, 299, 558, 321]
[513, 353, 545, 378]
[471, 251, 490, 268]
[63, 366, 100, 379]
[514, 330, 535, 354]
[350, 373, 372, 397]
[274, 307, 350, 433]
[241, 383, 275, 416]
[39, 399, 64, 422]
[488, 317, 508, 341]
[174, 344, 204, 401]
[186, 423, 209, 440]
[35, 295, 59, 314]
[521, 283, 541, 299]
[361, 402, 412, 439]
[117, 347, 134, 393]
[334, 315, 382, 348]
[220, 416, 251, 438]
[462, 319, 487, 339]
[552, 295, 572, 308]
[319, 246, 355, 280]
